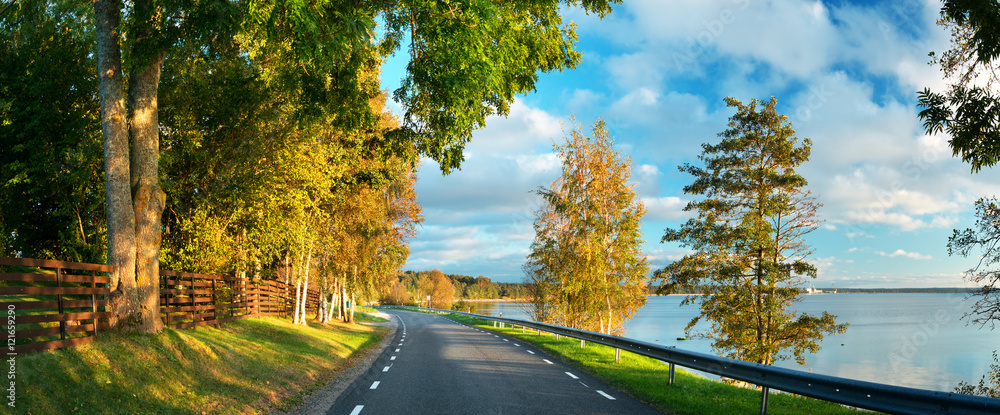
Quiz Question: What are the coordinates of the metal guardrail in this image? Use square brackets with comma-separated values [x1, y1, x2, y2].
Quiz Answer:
[385, 306, 1000, 415]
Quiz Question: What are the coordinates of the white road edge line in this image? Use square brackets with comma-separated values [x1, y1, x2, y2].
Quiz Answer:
[350, 405, 364, 415]
[370, 381, 380, 390]
[565, 372, 579, 379]
[597, 390, 616, 400]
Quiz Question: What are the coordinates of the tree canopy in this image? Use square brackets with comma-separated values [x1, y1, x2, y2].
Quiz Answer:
[525, 119, 648, 335]
[657, 97, 846, 366]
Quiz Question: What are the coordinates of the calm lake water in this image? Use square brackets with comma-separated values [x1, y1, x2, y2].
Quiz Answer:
[468, 294, 1000, 392]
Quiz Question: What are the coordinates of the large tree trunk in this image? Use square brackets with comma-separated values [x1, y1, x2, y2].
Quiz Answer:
[128, 44, 166, 334]
[95, 0, 138, 329]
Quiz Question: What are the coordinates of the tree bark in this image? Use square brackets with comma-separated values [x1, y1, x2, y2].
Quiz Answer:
[340, 276, 348, 322]
[95, 0, 138, 329]
[128, 50, 166, 334]
[349, 292, 355, 324]
[300, 246, 312, 325]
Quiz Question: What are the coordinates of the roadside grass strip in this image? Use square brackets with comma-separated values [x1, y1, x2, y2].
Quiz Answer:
[9, 315, 387, 414]
[444, 314, 860, 415]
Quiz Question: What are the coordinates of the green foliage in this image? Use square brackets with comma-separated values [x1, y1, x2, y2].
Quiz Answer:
[382, 0, 621, 172]
[526, 119, 649, 335]
[946, 197, 1000, 329]
[657, 97, 846, 366]
[956, 350, 1000, 398]
[918, 0, 1000, 173]
[0, 2, 106, 262]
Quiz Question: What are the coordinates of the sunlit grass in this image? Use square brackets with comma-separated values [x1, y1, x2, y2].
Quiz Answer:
[10, 315, 387, 414]
[445, 314, 863, 415]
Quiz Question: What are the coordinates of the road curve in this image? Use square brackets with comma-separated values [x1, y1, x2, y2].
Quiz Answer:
[326, 310, 664, 415]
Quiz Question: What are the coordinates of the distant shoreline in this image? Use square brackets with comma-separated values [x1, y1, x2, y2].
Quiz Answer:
[460, 298, 529, 303]
[652, 288, 974, 295]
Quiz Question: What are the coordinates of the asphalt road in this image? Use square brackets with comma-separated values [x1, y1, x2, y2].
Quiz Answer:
[326, 310, 664, 415]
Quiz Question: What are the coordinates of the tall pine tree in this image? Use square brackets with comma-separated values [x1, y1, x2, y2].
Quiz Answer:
[657, 97, 846, 366]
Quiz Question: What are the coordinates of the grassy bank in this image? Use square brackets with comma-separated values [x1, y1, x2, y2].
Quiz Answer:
[10, 314, 388, 414]
[444, 314, 861, 415]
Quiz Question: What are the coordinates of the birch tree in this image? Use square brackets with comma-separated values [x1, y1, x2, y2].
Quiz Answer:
[526, 119, 648, 335]
[657, 97, 847, 366]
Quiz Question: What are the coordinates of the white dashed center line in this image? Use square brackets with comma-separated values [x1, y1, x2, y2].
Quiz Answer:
[370, 381, 380, 390]
[395, 348, 400, 352]
[383, 365, 391, 372]
[565, 372, 579, 379]
[597, 390, 616, 400]
[391, 356, 396, 360]
[543, 359, 554, 364]
[527, 350, 535, 354]
[350, 405, 364, 415]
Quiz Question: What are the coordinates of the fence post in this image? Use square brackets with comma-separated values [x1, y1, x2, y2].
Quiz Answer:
[760, 386, 769, 415]
[56, 266, 66, 341]
[190, 273, 196, 323]
[91, 270, 98, 337]
[212, 278, 218, 321]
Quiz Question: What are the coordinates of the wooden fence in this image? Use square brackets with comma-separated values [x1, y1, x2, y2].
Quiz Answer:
[0, 257, 112, 353]
[0, 257, 322, 352]
[159, 269, 319, 329]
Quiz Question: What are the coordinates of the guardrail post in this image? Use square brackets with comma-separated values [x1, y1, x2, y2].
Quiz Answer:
[760, 386, 769, 415]
[555, 333, 560, 340]
[615, 348, 621, 362]
[580, 339, 585, 348]
[668, 362, 675, 385]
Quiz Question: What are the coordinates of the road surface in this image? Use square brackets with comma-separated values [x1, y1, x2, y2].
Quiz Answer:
[326, 309, 664, 415]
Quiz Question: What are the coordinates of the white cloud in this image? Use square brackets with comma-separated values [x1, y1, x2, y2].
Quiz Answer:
[642, 196, 689, 221]
[876, 249, 932, 260]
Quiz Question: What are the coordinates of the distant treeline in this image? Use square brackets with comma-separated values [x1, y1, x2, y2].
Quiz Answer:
[388, 270, 530, 303]
[650, 286, 974, 295]
[820, 287, 973, 294]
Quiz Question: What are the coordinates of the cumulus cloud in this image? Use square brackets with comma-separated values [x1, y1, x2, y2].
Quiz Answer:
[642, 196, 689, 221]
[876, 249, 932, 260]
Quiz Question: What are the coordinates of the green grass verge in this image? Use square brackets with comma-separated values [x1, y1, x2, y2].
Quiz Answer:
[444, 314, 863, 415]
[9, 316, 387, 414]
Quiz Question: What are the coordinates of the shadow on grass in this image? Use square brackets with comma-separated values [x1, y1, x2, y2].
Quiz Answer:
[9, 317, 386, 414]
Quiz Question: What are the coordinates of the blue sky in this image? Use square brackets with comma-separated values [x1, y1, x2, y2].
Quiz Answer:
[381, 0, 1000, 287]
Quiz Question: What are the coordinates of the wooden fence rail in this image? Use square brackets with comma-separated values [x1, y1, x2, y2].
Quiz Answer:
[0, 257, 112, 353]
[159, 269, 320, 330]
[0, 257, 324, 353]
